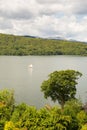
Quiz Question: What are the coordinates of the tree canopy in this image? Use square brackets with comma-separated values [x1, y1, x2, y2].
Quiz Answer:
[41, 70, 82, 108]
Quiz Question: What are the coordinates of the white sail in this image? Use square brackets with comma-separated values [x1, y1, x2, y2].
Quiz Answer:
[29, 64, 33, 68]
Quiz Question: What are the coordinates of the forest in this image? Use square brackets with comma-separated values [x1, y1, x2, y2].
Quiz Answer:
[0, 33, 87, 56]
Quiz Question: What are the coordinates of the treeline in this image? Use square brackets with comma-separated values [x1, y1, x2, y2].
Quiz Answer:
[0, 89, 87, 130]
[0, 33, 87, 56]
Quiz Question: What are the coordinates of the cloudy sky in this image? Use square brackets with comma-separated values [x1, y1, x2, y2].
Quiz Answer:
[0, 0, 87, 42]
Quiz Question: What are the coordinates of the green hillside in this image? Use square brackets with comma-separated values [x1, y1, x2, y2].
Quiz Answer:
[0, 33, 87, 56]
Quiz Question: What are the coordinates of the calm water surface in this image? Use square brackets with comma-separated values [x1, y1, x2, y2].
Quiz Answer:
[0, 56, 87, 108]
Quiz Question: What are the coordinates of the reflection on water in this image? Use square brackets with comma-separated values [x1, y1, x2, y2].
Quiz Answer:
[28, 67, 33, 76]
[28, 64, 33, 76]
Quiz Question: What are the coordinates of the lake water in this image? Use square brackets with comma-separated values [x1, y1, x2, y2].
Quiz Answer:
[0, 56, 87, 108]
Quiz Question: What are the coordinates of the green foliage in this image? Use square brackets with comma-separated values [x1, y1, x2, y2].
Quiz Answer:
[0, 33, 87, 56]
[11, 104, 71, 130]
[64, 99, 82, 116]
[64, 99, 82, 130]
[11, 103, 37, 129]
[77, 111, 87, 129]
[0, 85, 87, 129]
[41, 70, 82, 108]
[4, 121, 15, 130]
[0, 89, 15, 130]
[0, 89, 14, 107]
[4, 121, 27, 130]
[80, 124, 87, 130]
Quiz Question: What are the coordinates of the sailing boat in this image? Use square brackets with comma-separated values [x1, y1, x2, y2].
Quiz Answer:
[29, 64, 33, 68]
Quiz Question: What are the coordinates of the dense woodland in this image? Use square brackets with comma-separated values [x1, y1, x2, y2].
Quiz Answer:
[0, 33, 87, 56]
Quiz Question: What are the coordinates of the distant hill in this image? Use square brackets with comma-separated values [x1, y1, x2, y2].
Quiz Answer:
[0, 33, 87, 56]
[23, 35, 38, 38]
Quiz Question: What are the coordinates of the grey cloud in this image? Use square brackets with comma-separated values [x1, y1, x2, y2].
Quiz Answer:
[36, 0, 87, 16]
[0, 8, 34, 20]
[66, 0, 87, 15]
[36, 0, 60, 4]
[38, 3, 64, 16]
[73, 6, 87, 15]
[40, 8, 56, 16]
[0, 18, 13, 29]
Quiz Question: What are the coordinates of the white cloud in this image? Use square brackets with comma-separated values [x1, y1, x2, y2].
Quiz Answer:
[0, 0, 40, 19]
[36, 0, 62, 4]
[0, 0, 87, 41]
[65, 0, 87, 15]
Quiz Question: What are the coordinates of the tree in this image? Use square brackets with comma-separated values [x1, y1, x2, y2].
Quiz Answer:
[41, 70, 82, 109]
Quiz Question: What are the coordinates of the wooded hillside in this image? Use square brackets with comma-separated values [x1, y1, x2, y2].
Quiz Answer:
[0, 33, 87, 56]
